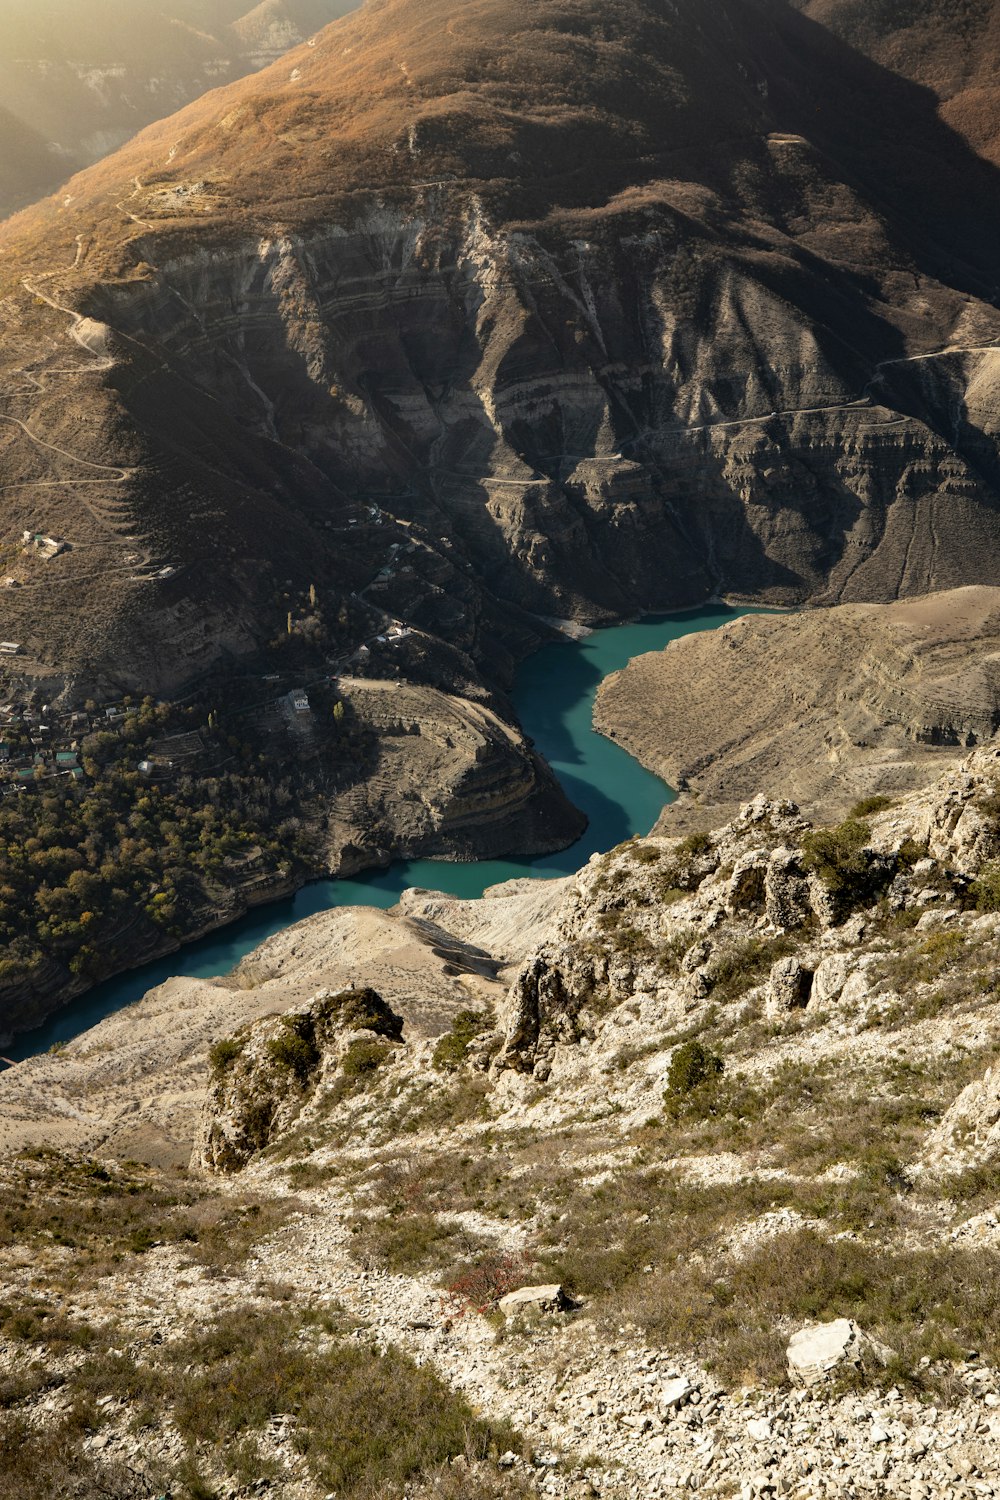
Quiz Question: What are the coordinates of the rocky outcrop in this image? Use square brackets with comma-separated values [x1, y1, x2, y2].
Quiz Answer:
[195, 985, 402, 1172]
[494, 749, 1000, 1077]
[496, 795, 819, 1075]
[918, 1065, 1000, 1181]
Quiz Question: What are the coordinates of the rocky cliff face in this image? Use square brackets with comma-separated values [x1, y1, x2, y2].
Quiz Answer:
[594, 585, 1000, 831]
[4, 0, 1000, 701]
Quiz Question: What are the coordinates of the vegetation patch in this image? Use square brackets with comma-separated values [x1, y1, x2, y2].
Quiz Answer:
[706, 933, 797, 1003]
[208, 1032, 247, 1078]
[433, 1008, 491, 1071]
[0, 1149, 299, 1283]
[848, 795, 894, 819]
[801, 817, 887, 910]
[663, 1040, 724, 1120]
[0, 1301, 523, 1500]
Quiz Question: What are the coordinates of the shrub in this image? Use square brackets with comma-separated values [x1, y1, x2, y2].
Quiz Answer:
[267, 1018, 321, 1086]
[208, 1035, 245, 1078]
[667, 1040, 724, 1095]
[849, 795, 894, 819]
[971, 861, 1000, 913]
[341, 1038, 390, 1080]
[314, 986, 403, 1041]
[801, 818, 890, 909]
[664, 1041, 724, 1119]
[0, 1149, 298, 1280]
[433, 1009, 490, 1071]
[445, 1250, 534, 1314]
[628, 843, 662, 864]
[706, 933, 796, 1002]
[349, 1210, 460, 1273]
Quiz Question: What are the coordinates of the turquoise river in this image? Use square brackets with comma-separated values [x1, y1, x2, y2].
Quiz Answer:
[8, 602, 758, 1061]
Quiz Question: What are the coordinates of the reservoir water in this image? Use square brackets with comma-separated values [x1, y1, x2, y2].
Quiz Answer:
[8, 602, 757, 1061]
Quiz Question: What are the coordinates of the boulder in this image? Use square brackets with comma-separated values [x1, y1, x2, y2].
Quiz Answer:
[918, 1063, 1000, 1177]
[497, 1283, 574, 1318]
[660, 1375, 697, 1410]
[765, 846, 812, 930]
[787, 1318, 887, 1387]
[812, 952, 854, 1005]
[765, 956, 812, 1015]
[838, 956, 880, 1010]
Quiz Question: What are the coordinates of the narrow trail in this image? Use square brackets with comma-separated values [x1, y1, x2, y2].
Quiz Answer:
[1, 245, 164, 571]
[0, 411, 131, 478]
[114, 175, 157, 232]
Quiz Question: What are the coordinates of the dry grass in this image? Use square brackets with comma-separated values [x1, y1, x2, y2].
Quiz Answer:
[0, 1148, 301, 1286]
[0, 1296, 526, 1500]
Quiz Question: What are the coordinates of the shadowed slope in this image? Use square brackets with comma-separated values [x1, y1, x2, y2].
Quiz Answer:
[2, 0, 1000, 694]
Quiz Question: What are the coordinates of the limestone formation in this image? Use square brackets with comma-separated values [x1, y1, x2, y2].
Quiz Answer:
[765, 956, 812, 1016]
[196, 986, 403, 1172]
[919, 1065, 1000, 1179]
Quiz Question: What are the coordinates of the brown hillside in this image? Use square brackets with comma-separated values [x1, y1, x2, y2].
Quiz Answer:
[3, 0, 1000, 693]
[0, 0, 359, 220]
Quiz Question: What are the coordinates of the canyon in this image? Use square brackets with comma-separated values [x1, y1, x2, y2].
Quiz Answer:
[5, 0, 1000, 1036]
[7, 5, 1000, 1495]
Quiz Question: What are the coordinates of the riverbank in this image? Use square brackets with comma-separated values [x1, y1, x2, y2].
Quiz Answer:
[595, 586, 1000, 832]
[4, 603, 759, 1062]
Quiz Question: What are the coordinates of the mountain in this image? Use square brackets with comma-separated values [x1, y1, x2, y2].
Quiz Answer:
[797, 0, 1000, 162]
[0, 0, 360, 219]
[6, 0, 1000, 1027]
[4, 0, 1000, 695]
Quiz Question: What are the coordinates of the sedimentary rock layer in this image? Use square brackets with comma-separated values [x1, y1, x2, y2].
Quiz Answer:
[595, 586, 1000, 828]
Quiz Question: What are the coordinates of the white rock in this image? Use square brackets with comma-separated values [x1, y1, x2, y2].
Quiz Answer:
[660, 1375, 696, 1409]
[787, 1319, 887, 1387]
[497, 1284, 572, 1317]
[766, 956, 812, 1014]
[812, 952, 853, 1005]
[919, 1064, 1000, 1176]
[747, 1417, 773, 1442]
